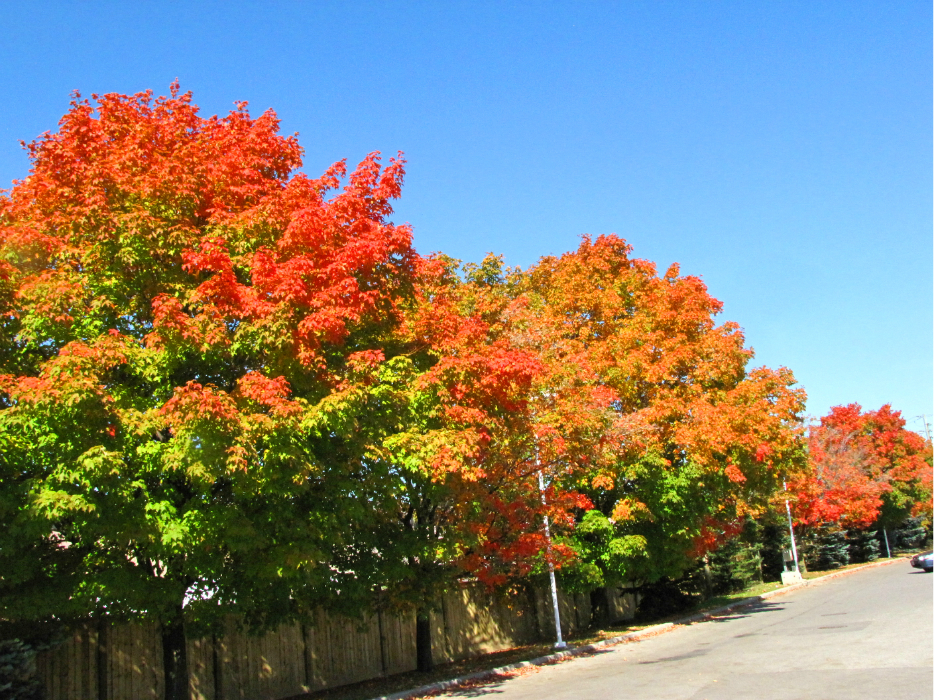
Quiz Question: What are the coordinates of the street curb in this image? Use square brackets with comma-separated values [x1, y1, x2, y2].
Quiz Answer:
[369, 556, 910, 700]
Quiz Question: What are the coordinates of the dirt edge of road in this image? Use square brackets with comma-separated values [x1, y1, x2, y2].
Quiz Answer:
[369, 556, 911, 700]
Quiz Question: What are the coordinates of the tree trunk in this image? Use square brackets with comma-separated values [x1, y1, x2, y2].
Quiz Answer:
[162, 604, 188, 700]
[590, 587, 611, 627]
[415, 607, 433, 673]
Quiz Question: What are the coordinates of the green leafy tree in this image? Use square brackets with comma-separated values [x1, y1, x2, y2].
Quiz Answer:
[0, 86, 417, 699]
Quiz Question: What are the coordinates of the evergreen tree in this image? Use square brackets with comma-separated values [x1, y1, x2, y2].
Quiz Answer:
[811, 526, 849, 570]
[757, 519, 790, 582]
[708, 525, 763, 594]
[894, 517, 928, 551]
[845, 529, 880, 563]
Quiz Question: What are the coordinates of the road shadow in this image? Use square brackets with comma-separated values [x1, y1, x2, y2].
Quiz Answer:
[692, 599, 787, 624]
[417, 601, 790, 696]
[636, 647, 709, 664]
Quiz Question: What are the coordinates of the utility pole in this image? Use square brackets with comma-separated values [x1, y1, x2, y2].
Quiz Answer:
[538, 469, 567, 649]
[916, 415, 931, 442]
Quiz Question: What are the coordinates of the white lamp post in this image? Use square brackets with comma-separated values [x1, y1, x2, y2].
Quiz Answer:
[538, 469, 566, 649]
[782, 480, 802, 583]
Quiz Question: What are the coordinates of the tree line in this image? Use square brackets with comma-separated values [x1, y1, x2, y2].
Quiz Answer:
[0, 87, 929, 700]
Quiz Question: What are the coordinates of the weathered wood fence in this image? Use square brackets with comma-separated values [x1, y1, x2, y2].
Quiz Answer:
[36, 584, 639, 700]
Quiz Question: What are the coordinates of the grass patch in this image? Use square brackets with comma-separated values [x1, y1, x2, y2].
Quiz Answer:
[801, 555, 905, 580]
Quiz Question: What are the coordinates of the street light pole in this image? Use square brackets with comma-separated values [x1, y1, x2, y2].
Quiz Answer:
[538, 469, 566, 649]
[783, 480, 800, 573]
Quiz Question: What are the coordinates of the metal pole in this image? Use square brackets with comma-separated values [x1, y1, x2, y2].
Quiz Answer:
[783, 480, 800, 572]
[883, 527, 891, 558]
[538, 470, 566, 649]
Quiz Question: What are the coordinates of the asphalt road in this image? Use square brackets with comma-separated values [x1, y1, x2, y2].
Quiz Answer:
[440, 562, 933, 700]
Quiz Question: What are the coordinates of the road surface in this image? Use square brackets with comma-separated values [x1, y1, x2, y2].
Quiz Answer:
[440, 562, 932, 700]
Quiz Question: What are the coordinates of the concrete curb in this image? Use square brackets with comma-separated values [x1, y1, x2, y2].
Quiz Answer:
[369, 556, 910, 700]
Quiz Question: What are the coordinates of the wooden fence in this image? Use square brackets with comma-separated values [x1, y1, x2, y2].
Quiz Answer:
[35, 585, 640, 700]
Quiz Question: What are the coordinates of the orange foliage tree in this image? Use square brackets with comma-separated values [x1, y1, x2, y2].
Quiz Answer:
[366, 252, 615, 670]
[789, 404, 932, 530]
[0, 86, 621, 681]
[516, 235, 807, 585]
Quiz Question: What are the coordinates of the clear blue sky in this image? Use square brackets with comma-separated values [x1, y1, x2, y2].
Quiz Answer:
[1, 1, 930, 431]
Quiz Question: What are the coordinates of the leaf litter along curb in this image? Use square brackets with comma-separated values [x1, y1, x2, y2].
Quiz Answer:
[364, 556, 911, 700]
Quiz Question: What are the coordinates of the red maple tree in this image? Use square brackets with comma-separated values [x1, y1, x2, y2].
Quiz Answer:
[788, 403, 931, 529]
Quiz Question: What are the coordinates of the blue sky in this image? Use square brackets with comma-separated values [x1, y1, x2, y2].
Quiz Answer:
[1, 1, 930, 431]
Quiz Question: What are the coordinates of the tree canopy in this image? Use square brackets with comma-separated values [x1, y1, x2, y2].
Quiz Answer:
[0, 84, 421, 694]
[0, 86, 928, 697]
[789, 403, 932, 529]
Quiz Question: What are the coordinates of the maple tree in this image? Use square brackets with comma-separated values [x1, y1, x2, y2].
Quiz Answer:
[0, 85, 419, 699]
[373, 235, 809, 614]
[0, 86, 612, 683]
[788, 403, 932, 531]
[359, 253, 610, 671]
[7, 83, 909, 692]
[512, 235, 807, 587]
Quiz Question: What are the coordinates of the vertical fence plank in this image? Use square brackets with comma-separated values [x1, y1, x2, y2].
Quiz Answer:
[188, 636, 214, 700]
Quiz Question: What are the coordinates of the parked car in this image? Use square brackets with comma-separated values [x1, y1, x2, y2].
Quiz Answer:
[909, 551, 933, 573]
